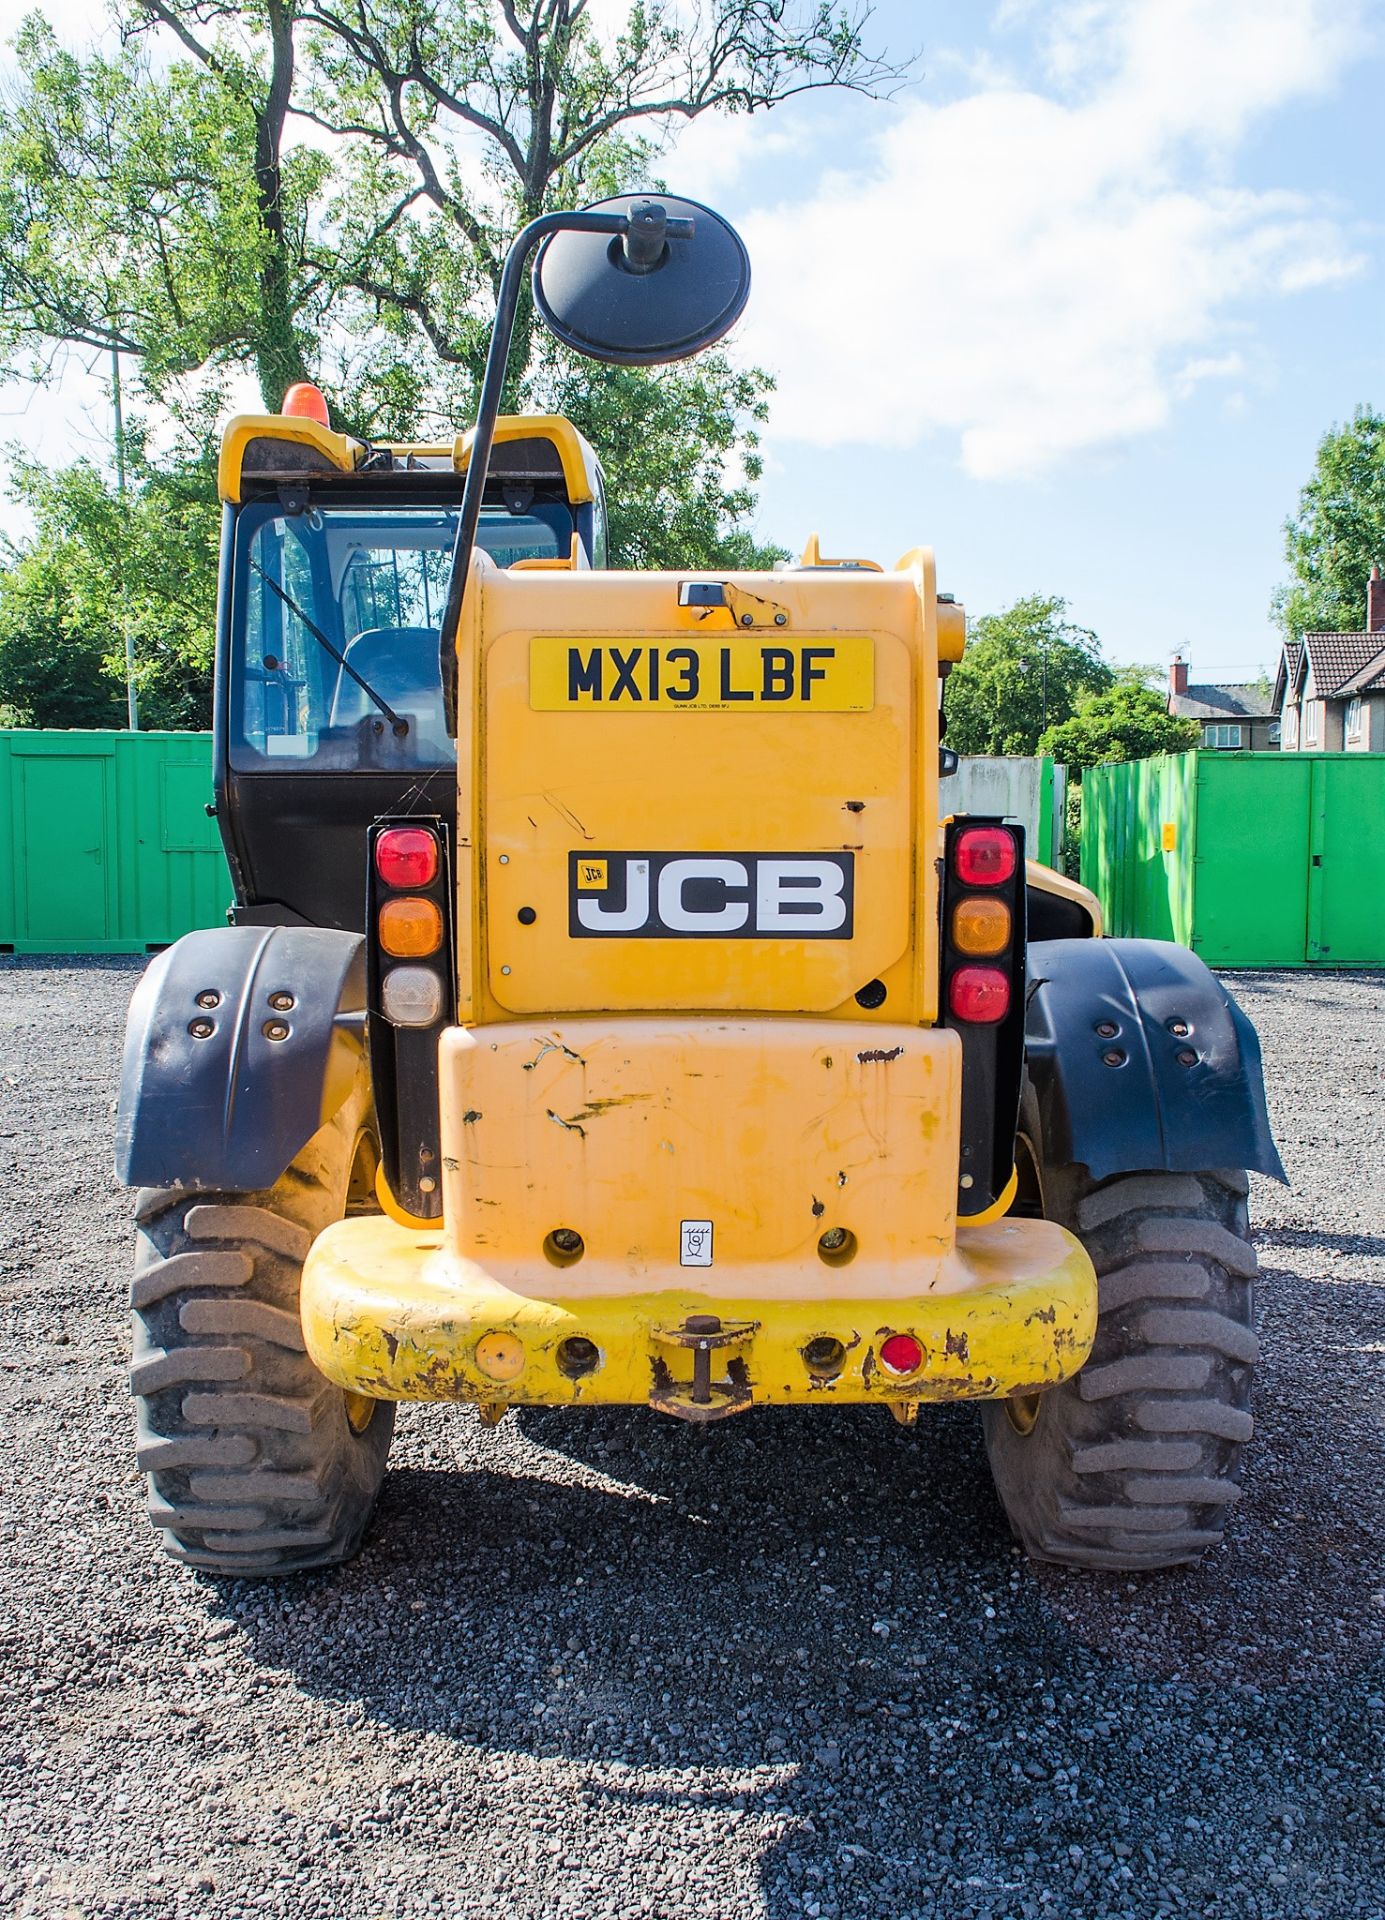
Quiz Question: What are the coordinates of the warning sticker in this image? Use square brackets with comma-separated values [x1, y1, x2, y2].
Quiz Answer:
[680, 1220, 714, 1267]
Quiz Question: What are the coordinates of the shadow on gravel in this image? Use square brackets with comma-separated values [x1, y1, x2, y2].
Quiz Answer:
[1256, 1227, 1385, 1259]
[211, 1395, 1382, 1918]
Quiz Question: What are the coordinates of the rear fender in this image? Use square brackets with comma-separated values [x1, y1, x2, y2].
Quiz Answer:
[115, 926, 367, 1193]
[1024, 938, 1285, 1183]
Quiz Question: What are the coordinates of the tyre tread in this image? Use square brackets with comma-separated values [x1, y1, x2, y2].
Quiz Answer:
[982, 1166, 1258, 1571]
[128, 1094, 393, 1575]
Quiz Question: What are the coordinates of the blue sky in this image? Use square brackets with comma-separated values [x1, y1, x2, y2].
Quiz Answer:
[679, 0, 1385, 679]
[3, 0, 1383, 681]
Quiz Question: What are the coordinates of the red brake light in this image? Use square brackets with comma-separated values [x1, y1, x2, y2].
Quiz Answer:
[880, 1332, 923, 1375]
[948, 965, 1011, 1024]
[375, 827, 439, 889]
[955, 826, 1017, 887]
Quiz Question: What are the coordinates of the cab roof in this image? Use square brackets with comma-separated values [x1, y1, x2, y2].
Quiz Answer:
[217, 412, 600, 508]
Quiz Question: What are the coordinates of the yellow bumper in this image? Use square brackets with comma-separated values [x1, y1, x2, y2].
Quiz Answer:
[300, 1214, 1097, 1416]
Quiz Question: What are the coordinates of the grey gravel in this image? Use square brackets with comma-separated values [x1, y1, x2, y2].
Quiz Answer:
[1, 956, 1382, 1920]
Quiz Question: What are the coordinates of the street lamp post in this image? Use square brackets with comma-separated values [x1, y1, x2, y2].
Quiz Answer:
[110, 342, 138, 732]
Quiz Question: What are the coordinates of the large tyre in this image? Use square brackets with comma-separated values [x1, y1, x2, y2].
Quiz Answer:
[982, 1139, 1258, 1571]
[129, 1083, 395, 1575]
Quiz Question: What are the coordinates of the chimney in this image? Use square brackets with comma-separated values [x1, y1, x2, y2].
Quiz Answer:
[1368, 565, 1385, 633]
[1170, 653, 1189, 699]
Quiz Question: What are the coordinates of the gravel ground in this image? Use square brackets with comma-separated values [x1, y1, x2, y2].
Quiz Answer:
[1, 957, 1381, 1920]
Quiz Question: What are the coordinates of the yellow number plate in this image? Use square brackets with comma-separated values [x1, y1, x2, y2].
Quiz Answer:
[529, 635, 874, 711]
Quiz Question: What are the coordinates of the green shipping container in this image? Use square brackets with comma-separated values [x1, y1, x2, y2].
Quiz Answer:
[1081, 750, 1385, 967]
[0, 731, 231, 954]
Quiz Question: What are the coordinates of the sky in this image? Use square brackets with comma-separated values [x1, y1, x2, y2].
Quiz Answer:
[3, 0, 1384, 681]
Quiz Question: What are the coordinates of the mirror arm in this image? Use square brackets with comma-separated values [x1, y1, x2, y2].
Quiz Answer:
[438, 205, 693, 734]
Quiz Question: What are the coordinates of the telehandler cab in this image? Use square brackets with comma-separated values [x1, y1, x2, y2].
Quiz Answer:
[116, 196, 1283, 1577]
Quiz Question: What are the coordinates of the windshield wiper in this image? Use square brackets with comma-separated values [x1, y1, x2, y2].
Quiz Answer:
[251, 561, 408, 736]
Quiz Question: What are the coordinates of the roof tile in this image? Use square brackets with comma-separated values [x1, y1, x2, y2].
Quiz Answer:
[1301, 631, 1385, 696]
[1170, 682, 1275, 720]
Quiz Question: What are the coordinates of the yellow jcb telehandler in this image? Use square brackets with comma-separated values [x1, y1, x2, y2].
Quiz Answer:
[116, 196, 1282, 1576]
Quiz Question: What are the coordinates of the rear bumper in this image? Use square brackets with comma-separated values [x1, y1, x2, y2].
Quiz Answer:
[300, 1214, 1097, 1415]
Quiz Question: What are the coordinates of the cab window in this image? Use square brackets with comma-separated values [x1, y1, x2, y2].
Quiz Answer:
[229, 501, 575, 769]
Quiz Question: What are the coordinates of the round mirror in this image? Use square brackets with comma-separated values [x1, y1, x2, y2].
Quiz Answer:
[533, 194, 751, 366]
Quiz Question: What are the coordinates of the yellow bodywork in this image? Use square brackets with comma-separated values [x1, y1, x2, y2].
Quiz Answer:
[453, 549, 947, 1027]
[301, 1212, 1094, 1413]
[216, 410, 600, 507]
[282, 495, 1100, 1414]
[1026, 858, 1103, 936]
[301, 1014, 1097, 1411]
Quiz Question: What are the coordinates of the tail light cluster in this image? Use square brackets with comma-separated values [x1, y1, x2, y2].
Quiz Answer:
[367, 820, 455, 1220]
[942, 818, 1026, 1218]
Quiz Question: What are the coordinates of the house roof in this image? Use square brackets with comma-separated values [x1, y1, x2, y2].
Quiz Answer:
[1335, 641, 1385, 696]
[1170, 682, 1276, 721]
[1299, 630, 1385, 696]
[1272, 642, 1302, 712]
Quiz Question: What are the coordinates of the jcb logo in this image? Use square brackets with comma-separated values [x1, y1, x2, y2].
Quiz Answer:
[569, 852, 854, 940]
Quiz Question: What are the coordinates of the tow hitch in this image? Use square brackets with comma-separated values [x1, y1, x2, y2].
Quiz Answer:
[649, 1315, 759, 1423]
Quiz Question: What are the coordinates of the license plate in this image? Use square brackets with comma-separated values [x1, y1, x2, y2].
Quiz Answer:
[529, 635, 874, 711]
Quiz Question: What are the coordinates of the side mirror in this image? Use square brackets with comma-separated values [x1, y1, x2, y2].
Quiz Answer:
[533, 194, 751, 366]
[440, 196, 752, 731]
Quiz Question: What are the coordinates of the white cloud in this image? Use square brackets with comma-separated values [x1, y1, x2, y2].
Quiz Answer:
[738, 0, 1368, 477]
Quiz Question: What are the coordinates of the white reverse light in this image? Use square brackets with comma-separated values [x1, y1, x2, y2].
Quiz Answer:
[380, 965, 444, 1027]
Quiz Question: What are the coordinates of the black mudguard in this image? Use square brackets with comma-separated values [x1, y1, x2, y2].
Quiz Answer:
[115, 926, 368, 1193]
[1025, 938, 1285, 1184]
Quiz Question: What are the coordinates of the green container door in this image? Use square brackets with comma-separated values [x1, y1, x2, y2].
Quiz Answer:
[1083, 750, 1385, 967]
[0, 731, 230, 952]
[1311, 757, 1385, 963]
[1192, 756, 1312, 967]
[15, 746, 114, 944]
[1081, 756, 1196, 943]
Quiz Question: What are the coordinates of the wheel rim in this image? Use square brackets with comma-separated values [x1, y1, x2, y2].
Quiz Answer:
[1001, 1126, 1049, 1435]
[1004, 1390, 1044, 1436]
[346, 1129, 381, 1216]
[343, 1130, 382, 1433]
[1010, 1130, 1045, 1219]
[344, 1390, 379, 1435]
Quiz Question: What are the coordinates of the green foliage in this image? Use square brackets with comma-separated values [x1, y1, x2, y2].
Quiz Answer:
[549, 353, 787, 570]
[944, 596, 1112, 757]
[1061, 783, 1082, 880]
[0, 14, 314, 401]
[1277, 406, 1385, 638]
[1040, 681, 1200, 771]
[0, 428, 219, 729]
[0, 1, 902, 705]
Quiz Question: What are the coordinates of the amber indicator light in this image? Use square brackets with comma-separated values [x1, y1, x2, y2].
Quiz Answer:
[951, 895, 1011, 956]
[379, 896, 444, 957]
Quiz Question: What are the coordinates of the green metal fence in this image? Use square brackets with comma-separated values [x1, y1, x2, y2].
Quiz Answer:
[0, 731, 230, 953]
[1081, 751, 1385, 967]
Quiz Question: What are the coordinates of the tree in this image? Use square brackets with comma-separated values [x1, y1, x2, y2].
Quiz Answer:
[1040, 677, 1199, 770]
[944, 595, 1112, 757]
[0, 428, 220, 728]
[296, 0, 902, 402]
[0, 3, 901, 716]
[1277, 405, 1385, 638]
[550, 354, 786, 569]
[2, 4, 896, 722]
[1, 3, 903, 563]
[0, 13, 323, 406]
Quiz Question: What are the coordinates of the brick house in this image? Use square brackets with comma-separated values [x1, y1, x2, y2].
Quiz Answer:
[1274, 567, 1385, 752]
[1167, 657, 1278, 750]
